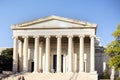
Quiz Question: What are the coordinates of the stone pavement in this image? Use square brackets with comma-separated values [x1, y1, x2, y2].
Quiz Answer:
[2, 72, 93, 80]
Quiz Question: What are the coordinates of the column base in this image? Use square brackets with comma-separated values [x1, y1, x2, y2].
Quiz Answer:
[67, 72, 73, 74]
[23, 68, 28, 72]
[110, 74, 115, 80]
[13, 66, 18, 73]
[13, 70, 18, 73]
[57, 71, 62, 73]
[89, 71, 98, 80]
[79, 70, 84, 73]
[33, 71, 39, 73]
[43, 71, 50, 73]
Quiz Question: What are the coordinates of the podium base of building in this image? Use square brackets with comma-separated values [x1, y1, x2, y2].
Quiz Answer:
[90, 71, 98, 80]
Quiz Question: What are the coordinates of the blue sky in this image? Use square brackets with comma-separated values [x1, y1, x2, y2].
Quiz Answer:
[0, 0, 120, 47]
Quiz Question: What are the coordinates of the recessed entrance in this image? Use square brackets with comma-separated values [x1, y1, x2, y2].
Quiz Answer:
[61, 55, 63, 72]
[53, 55, 63, 72]
[53, 55, 57, 72]
[31, 62, 34, 72]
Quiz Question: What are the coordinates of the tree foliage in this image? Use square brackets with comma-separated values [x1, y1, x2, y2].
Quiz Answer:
[0, 48, 13, 71]
[109, 55, 120, 70]
[102, 70, 110, 79]
[105, 24, 120, 70]
[105, 40, 120, 57]
[112, 24, 120, 38]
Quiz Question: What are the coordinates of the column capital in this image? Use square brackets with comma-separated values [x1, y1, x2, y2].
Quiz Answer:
[18, 40, 23, 43]
[67, 35, 73, 38]
[44, 35, 51, 38]
[12, 36, 18, 39]
[78, 35, 85, 38]
[90, 35, 96, 38]
[56, 35, 62, 38]
[33, 35, 39, 38]
[22, 36, 29, 38]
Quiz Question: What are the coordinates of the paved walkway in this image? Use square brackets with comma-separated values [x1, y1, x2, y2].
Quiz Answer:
[2, 72, 93, 80]
[0, 74, 9, 79]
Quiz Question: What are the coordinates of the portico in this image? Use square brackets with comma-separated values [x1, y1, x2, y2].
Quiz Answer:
[11, 15, 97, 76]
[13, 35, 95, 73]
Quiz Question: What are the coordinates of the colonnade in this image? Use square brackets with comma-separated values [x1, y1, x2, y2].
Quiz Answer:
[12, 35, 95, 73]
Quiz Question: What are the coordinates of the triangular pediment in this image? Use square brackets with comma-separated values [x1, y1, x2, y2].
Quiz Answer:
[11, 15, 97, 29]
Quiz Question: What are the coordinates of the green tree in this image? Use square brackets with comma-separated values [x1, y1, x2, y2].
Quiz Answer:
[0, 48, 13, 71]
[105, 24, 120, 77]
[108, 55, 120, 70]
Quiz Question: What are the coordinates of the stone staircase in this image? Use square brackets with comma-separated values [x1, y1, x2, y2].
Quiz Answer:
[76, 72, 92, 80]
[2, 72, 93, 80]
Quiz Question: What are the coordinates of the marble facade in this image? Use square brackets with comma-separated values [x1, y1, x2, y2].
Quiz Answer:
[11, 15, 98, 79]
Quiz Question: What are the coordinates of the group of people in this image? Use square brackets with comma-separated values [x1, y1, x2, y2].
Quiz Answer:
[18, 75, 25, 80]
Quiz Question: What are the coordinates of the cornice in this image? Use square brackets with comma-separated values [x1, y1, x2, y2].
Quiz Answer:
[11, 26, 96, 30]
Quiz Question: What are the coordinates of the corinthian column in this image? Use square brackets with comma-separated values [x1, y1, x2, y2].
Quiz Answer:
[45, 35, 50, 72]
[79, 35, 85, 72]
[67, 35, 73, 72]
[34, 36, 39, 72]
[23, 36, 29, 72]
[13, 36, 18, 72]
[56, 35, 62, 73]
[90, 35, 95, 72]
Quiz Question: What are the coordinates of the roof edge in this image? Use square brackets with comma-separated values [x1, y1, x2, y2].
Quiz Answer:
[11, 15, 97, 28]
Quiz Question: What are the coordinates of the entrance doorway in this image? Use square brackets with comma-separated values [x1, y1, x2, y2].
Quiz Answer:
[53, 55, 63, 72]
[61, 55, 63, 72]
[31, 62, 34, 72]
[53, 55, 57, 72]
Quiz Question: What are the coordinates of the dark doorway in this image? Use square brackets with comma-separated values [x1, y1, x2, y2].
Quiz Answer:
[53, 55, 57, 72]
[31, 62, 34, 72]
[53, 55, 64, 72]
[18, 54, 19, 72]
[61, 55, 63, 72]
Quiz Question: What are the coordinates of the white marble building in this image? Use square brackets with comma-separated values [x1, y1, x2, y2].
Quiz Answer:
[11, 15, 98, 79]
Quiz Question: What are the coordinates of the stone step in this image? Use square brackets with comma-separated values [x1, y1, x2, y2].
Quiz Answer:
[3, 72, 93, 80]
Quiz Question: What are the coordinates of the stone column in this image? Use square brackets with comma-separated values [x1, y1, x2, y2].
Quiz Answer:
[23, 36, 29, 72]
[34, 36, 39, 72]
[111, 66, 115, 80]
[39, 41, 43, 72]
[19, 40, 23, 72]
[13, 36, 18, 72]
[43, 53, 46, 73]
[103, 62, 106, 72]
[79, 35, 85, 72]
[90, 35, 95, 72]
[56, 35, 62, 73]
[45, 35, 50, 72]
[66, 55, 68, 72]
[28, 48, 31, 72]
[84, 53, 87, 72]
[67, 35, 73, 72]
[74, 53, 77, 72]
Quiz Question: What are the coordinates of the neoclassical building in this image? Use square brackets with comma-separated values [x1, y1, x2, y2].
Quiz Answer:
[11, 15, 98, 79]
